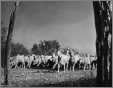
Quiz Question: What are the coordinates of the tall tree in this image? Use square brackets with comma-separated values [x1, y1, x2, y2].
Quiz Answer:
[1, 27, 8, 68]
[3, 2, 18, 85]
[93, 1, 112, 86]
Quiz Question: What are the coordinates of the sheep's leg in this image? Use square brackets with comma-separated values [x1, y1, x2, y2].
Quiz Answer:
[89, 64, 91, 70]
[66, 62, 68, 71]
[64, 64, 65, 72]
[73, 63, 75, 71]
[15, 62, 18, 70]
[53, 62, 57, 69]
[84, 64, 86, 71]
[70, 64, 72, 71]
[24, 62, 25, 69]
[28, 62, 31, 69]
[58, 63, 60, 72]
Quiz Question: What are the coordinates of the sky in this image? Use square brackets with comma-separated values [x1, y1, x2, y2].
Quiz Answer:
[1, 1, 96, 54]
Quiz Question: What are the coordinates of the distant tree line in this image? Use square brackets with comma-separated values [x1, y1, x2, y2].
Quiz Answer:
[1, 26, 61, 57]
[1, 27, 88, 57]
[1, 26, 90, 68]
[1, 26, 92, 58]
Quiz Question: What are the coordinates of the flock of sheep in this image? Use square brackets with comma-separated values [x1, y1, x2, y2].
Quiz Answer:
[9, 49, 97, 72]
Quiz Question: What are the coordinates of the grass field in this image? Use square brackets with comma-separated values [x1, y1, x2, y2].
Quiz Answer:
[1, 68, 97, 87]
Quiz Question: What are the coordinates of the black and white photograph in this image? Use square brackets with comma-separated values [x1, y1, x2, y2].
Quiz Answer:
[1, 0, 112, 87]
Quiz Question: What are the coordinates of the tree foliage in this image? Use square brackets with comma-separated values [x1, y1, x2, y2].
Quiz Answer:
[31, 43, 39, 55]
[10, 42, 29, 56]
[31, 40, 60, 55]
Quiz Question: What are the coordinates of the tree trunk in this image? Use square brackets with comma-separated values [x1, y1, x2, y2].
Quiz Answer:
[3, 2, 17, 85]
[93, 1, 112, 86]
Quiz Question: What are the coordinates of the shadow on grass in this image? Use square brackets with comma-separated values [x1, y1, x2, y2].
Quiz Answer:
[29, 78, 97, 87]
[29, 78, 112, 87]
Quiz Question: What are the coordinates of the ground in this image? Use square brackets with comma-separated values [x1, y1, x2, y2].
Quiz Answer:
[1, 68, 97, 87]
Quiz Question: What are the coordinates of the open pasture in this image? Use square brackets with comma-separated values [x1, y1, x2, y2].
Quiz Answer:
[1, 68, 97, 87]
